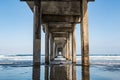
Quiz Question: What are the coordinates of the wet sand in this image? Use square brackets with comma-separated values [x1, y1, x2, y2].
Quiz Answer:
[0, 64, 120, 80]
[1, 56, 120, 80]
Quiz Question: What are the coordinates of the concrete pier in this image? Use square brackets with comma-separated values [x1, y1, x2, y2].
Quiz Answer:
[33, 1, 41, 65]
[72, 25, 76, 63]
[50, 34, 54, 61]
[81, 0, 89, 66]
[45, 25, 49, 64]
[20, 0, 95, 65]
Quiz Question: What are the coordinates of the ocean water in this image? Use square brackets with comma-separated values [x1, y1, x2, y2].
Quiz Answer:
[0, 54, 120, 80]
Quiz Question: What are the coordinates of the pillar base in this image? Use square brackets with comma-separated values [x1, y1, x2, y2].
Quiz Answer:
[33, 62, 40, 66]
[50, 59, 54, 61]
[45, 62, 49, 64]
[82, 64, 90, 66]
[72, 62, 76, 65]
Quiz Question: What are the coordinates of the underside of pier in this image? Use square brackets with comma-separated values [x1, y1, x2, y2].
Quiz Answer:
[20, 0, 95, 66]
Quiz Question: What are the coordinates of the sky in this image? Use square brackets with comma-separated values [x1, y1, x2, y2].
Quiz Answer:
[0, 0, 120, 55]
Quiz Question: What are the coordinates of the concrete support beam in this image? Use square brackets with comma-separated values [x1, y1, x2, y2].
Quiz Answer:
[55, 44, 57, 57]
[66, 37, 69, 60]
[67, 33, 71, 61]
[63, 43, 66, 58]
[56, 44, 58, 57]
[53, 41, 55, 59]
[42, 15, 80, 23]
[50, 28, 72, 33]
[69, 33, 72, 61]
[81, 0, 89, 66]
[62, 46, 65, 58]
[52, 33, 68, 37]
[50, 34, 54, 61]
[72, 25, 76, 63]
[45, 25, 49, 64]
[68, 39, 70, 60]
[54, 43, 56, 58]
[65, 41, 68, 60]
[33, 1, 41, 65]
[22, 0, 94, 2]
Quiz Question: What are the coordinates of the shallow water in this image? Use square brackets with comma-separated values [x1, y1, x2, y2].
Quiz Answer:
[1, 54, 120, 80]
[0, 64, 120, 80]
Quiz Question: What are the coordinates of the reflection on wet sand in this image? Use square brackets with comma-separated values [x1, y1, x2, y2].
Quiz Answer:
[45, 65, 49, 80]
[49, 65, 71, 80]
[32, 64, 90, 80]
[32, 65, 40, 80]
[72, 64, 76, 80]
[82, 65, 90, 80]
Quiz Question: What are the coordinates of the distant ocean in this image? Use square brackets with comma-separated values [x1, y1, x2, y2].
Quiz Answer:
[0, 53, 120, 66]
[1, 53, 120, 80]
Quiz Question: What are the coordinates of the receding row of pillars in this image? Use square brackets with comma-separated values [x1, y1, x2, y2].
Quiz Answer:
[44, 26, 76, 64]
[33, 0, 89, 66]
[62, 29, 76, 63]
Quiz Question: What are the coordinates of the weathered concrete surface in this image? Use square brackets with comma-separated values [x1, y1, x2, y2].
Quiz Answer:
[33, 4, 41, 65]
[72, 25, 76, 63]
[45, 25, 49, 64]
[81, 0, 89, 66]
[50, 34, 54, 61]
[21, 0, 94, 65]
[27, 2, 81, 15]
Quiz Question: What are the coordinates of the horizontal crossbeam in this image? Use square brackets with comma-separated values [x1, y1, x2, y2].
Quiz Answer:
[20, 0, 95, 2]
[49, 27, 72, 32]
[42, 15, 80, 23]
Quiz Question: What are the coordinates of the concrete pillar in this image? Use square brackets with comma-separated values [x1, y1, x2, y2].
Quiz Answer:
[54, 44, 56, 58]
[65, 36, 69, 60]
[62, 46, 65, 58]
[72, 26, 76, 63]
[63, 45, 65, 58]
[33, 1, 41, 65]
[63, 42, 66, 59]
[55, 44, 57, 57]
[62, 49, 64, 57]
[66, 37, 69, 60]
[63, 44, 65, 58]
[65, 41, 68, 59]
[53, 41, 56, 59]
[69, 33, 72, 61]
[68, 33, 71, 61]
[45, 25, 49, 64]
[50, 34, 53, 61]
[56, 44, 58, 57]
[81, 0, 89, 66]
[82, 65, 90, 80]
